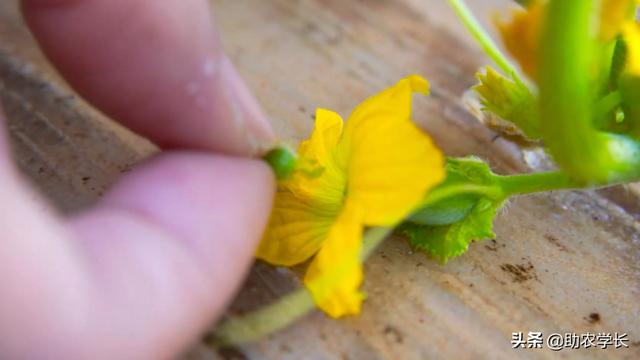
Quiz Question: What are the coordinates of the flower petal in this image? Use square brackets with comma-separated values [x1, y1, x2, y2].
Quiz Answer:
[600, 0, 637, 41]
[298, 108, 343, 164]
[285, 109, 347, 210]
[341, 75, 445, 226]
[257, 191, 335, 266]
[342, 75, 429, 140]
[496, 1, 543, 80]
[624, 22, 640, 76]
[303, 202, 364, 318]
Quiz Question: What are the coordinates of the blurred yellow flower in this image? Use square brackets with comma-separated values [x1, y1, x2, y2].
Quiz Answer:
[497, 0, 638, 80]
[624, 22, 640, 76]
[257, 75, 445, 317]
[600, 0, 638, 41]
[496, 0, 544, 80]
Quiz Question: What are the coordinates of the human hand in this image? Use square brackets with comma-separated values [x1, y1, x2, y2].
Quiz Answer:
[0, 0, 275, 358]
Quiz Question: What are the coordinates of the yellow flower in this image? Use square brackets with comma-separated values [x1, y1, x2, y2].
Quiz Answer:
[600, 0, 638, 41]
[257, 75, 445, 317]
[497, 0, 638, 80]
[623, 22, 640, 76]
[496, 1, 544, 80]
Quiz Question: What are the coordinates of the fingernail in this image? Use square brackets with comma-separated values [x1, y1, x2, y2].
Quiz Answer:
[218, 55, 276, 156]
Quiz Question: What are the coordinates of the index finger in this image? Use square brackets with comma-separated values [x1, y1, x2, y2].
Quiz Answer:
[21, 0, 275, 155]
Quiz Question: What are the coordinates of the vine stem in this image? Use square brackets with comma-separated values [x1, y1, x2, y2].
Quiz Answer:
[446, 0, 523, 82]
[210, 227, 392, 347]
[422, 171, 588, 207]
[497, 171, 584, 197]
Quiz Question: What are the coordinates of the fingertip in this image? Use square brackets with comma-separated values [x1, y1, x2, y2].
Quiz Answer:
[214, 55, 277, 155]
[22, 0, 276, 155]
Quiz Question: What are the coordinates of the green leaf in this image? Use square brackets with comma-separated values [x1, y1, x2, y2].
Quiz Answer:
[410, 157, 501, 223]
[403, 157, 505, 262]
[444, 156, 496, 185]
[402, 157, 586, 262]
[408, 194, 476, 226]
[473, 67, 540, 140]
[400, 197, 501, 263]
[609, 37, 627, 91]
[409, 157, 497, 226]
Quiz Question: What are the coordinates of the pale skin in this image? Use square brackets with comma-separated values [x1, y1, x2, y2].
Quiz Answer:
[1, 0, 276, 358]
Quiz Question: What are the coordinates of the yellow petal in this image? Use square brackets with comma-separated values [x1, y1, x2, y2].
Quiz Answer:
[340, 75, 445, 226]
[342, 75, 429, 141]
[496, 1, 543, 80]
[599, 0, 637, 41]
[497, 0, 635, 77]
[257, 191, 335, 266]
[284, 109, 347, 211]
[624, 22, 640, 76]
[298, 108, 343, 164]
[303, 202, 364, 318]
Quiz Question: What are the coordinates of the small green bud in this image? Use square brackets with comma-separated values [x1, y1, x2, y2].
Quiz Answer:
[263, 146, 297, 180]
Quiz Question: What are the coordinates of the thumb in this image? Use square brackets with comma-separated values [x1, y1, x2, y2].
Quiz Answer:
[0, 151, 274, 359]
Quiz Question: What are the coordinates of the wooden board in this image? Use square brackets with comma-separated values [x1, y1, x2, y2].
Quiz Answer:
[1, 1, 639, 359]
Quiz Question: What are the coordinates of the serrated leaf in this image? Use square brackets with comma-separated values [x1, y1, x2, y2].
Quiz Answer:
[400, 197, 501, 263]
[444, 156, 496, 185]
[473, 67, 540, 140]
[410, 157, 499, 224]
[403, 157, 505, 262]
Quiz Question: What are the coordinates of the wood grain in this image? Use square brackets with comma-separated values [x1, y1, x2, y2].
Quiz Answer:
[1, 1, 639, 359]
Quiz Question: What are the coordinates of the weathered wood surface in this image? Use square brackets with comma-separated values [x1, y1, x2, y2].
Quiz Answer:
[1, 1, 639, 359]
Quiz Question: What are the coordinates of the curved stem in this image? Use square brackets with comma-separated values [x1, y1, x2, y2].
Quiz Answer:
[361, 227, 393, 259]
[421, 171, 590, 209]
[210, 287, 314, 347]
[210, 227, 392, 347]
[446, 0, 522, 82]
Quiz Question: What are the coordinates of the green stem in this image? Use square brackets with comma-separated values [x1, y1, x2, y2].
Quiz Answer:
[446, 0, 522, 82]
[497, 171, 583, 197]
[360, 227, 394, 259]
[540, 0, 640, 183]
[210, 287, 314, 347]
[420, 171, 589, 212]
[539, 0, 613, 183]
[210, 227, 392, 347]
